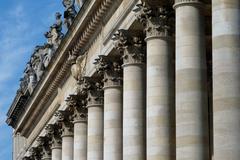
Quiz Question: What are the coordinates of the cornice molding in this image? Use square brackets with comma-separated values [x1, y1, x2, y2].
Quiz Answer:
[12, 0, 116, 136]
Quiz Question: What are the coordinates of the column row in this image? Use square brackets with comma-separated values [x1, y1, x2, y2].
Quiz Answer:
[22, 0, 240, 160]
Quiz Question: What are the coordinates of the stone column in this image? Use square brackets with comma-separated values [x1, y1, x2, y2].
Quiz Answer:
[173, 1, 209, 159]
[66, 95, 88, 160]
[134, 3, 174, 160]
[212, 0, 240, 159]
[79, 77, 104, 160]
[94, 55, 123, 160]
[46, 124, 62, 160]
[55, 110, 74, 160]
[113, 30, 146, 160]
[52, 143, 62, 160]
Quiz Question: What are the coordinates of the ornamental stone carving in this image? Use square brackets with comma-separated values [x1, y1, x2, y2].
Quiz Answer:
[55, 110, 74, 136]
[69, 55, 85, 81]
[112, 29, 145, 64]
[24, 62, 37, 94]
[52, 12, 64, 49]
[94, 55, 123, 87]
[37, 136, 51, 159]
[133, 2, 174, 37]
[78, 77, 104, 107]
[22, 156, 31, 160]
[31, 46, 46, 81]
[62, 0, 77, 29]
[29, 147, 42, 160]
[14, 10, 65, 98]
[45, 124, 62, 149]
[66, 94, 87, 122]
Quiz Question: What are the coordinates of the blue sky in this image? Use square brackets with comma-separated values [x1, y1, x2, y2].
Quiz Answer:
[0, 1, 64, 159]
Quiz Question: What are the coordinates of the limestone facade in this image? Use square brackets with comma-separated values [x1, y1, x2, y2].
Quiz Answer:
[6, 0, 240, 160]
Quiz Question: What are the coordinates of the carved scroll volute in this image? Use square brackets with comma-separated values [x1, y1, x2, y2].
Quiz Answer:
[133, 2, 174, 37]
[37, 136, 51, 158]
[94, 55, 123, 87]
[66, 94, 87, 122]
[55, 110, 74, 136]
[77, 77, 104, 106]
[22, 156, 31, 160]
[45, 124, 62, 148]
[77, 76, 93, 96]
[29, 147, 42, 160]
[112, 30, 145, 64]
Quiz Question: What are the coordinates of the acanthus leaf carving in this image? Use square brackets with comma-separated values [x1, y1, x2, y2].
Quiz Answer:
[66, 94, 87, 122]
[55, 110, 74, 136]
[37, 136, 51, 158]
[112, 29, 145, 64]
[29, 146, 42, 160]
[133, 2, 174, 37]
[94, 55, 123, 87]
[45, 124, 62, 148]
[77, 77, 104, 107]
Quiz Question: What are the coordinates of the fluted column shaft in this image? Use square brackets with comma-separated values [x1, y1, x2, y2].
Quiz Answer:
[212, 0, 240, 159]
[174, 1, 209, 159]
[73, 120, 87, 160]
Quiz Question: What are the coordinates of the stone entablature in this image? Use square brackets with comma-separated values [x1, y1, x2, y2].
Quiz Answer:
[6, 0, 117, 135]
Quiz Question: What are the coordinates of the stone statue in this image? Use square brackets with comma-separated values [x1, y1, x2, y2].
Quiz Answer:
[44, 31, 53, 47]
[42, 12, 64, 68]
[42, 43, 53, 68]
[19, 72, 29, 92]
[24, 62, 37, 94]
[62, 0, 77, 29]
[31, 46, 45, 81]
[50, 12, 64, 50]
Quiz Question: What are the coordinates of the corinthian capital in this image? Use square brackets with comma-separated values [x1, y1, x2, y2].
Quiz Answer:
[45, 124, 62, 148]
[94, 55, 123, 87]
[133, 2, 174, 37]
[78, 77, 104, 107]
[112, 30, 145, 64]
[22, 156, 31, 160]
[66, 94, 87, 122]
[37, 136, 51, 159]
[55, 110, 73, 136]
[29, 147, 42, 160]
